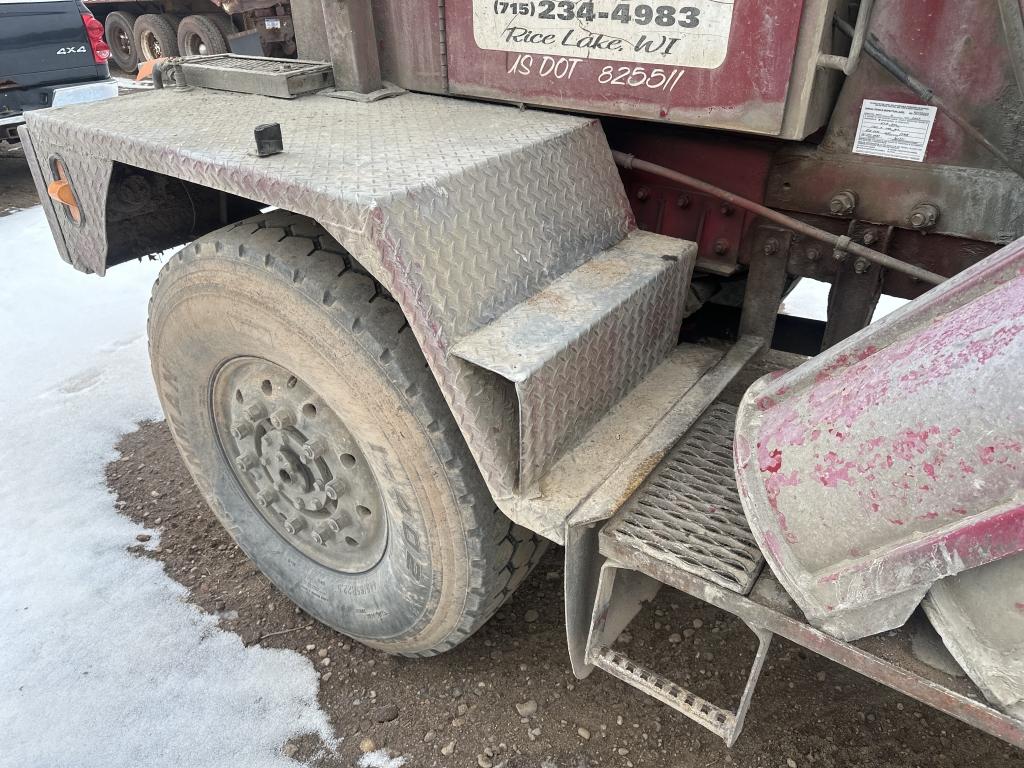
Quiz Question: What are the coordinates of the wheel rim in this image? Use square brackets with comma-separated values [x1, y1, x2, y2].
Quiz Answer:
[140, 30, 162, 60]
[183, 31, 207, 55]
[115, 27, 132, 58]
[212, 358, 389, 574]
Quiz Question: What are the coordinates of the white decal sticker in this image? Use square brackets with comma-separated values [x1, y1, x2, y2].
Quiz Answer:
[852, 100, 938, 163]
[264, 18, 281, 28]
[473, 0, 735, 68]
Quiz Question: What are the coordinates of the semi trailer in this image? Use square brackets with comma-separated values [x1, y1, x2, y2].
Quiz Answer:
[84, 0, 295, 71]
[18, 0, 1024, 749]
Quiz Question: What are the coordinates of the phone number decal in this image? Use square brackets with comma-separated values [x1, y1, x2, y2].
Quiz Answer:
[473, 0, 734, 67]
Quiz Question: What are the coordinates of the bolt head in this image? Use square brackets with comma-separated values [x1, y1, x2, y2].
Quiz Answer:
[230, 421, 252, 440]
[635, 186, 650, 201]
[256, 489, 278, 508]
[302, 439, 324, 461]
[853, 257, 871, 274]
[829, 190, 857, 216]
[862, 231, 877, 245]
[806, 248, 821, 262]
[284, 516, 306, 534]
[713, 239, 729, 256]
[676, 194, 691, 209]
[313, 525, 335, 546]
[235, 452, 257, 471]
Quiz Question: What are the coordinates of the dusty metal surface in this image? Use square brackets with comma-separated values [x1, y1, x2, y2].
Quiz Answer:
[444, 0, 837, 138]
[23, 89, 634, 501]
[452, 230, 694, 488]
[585, 561, 771, 745]
[925, 554, 1024, 720]
[599, 533, 1024, 749]
[601, 403, 764, 594]
[170, 55, 334, 98]
[734, 236, 1024, 640]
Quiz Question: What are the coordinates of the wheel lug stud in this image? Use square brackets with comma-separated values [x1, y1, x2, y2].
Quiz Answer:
[324, 479, 347, 500]
[235, 452, 257, 471]
[293, 497, 306, 510]
[256, 489, 278, 508]
[326, 515, 343, 533]
[230, 421, 252, 440]
[302, 438, 324, 460]
[283, 516, 306, 534]
[312, 525, 335, 546]
[269, 409, 294, 429]
[244, 404, 266, 423]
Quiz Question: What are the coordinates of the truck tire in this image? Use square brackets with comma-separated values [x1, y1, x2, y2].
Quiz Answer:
[148, 213, 545, 656]
[104, 11, 138, 72]
[177, 14, 229, 56]
[134, 14, 179, 61]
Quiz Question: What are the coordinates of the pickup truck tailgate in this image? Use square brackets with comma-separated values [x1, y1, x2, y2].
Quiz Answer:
[0, 0, 104, 88]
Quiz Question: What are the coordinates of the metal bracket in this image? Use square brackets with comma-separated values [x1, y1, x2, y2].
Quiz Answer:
[820, 0, 876, 75]
[584, 561, 773, 747]
[325, 81, 406, 102]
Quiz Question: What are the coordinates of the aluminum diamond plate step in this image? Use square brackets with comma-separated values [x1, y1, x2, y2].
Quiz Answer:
[600, 402, 764, 594]
[451, 230, 695, 490]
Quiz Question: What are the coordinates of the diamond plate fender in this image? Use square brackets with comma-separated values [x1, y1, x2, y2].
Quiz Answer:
[22, 89, 634, 498]
[734, 236, 1024, 641]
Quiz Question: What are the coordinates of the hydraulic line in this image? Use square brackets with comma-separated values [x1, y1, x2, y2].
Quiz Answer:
[611, 152, 946, 286]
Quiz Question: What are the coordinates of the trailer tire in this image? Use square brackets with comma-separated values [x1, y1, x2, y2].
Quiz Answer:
[134, 14, 179, 61]
[104, 11, 138, 72]
[177, 14, 230, 56]
[148, 213, 546, 656]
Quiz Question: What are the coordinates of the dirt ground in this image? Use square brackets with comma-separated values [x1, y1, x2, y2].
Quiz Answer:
[106, 421, 1024, 768]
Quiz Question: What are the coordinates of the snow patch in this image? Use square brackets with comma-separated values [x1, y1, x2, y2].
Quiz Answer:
[0, 206, 334, 767]
[357, 750, 408, 768]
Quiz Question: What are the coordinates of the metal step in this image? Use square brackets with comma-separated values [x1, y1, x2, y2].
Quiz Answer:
[589, 646, 737, 737]
[600, 402, 765, 594]
[172, 55, 335, 98]
[452, 230, 696, 490]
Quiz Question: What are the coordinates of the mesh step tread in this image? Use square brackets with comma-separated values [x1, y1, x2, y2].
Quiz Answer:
[591, 646, 735, 737]
[600, 402, 764, 594]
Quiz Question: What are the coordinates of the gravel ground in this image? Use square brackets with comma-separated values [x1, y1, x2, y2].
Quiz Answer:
[107, 421, 1024, 768]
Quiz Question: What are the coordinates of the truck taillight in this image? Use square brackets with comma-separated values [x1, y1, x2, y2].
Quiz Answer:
[81, 13, 111, 64]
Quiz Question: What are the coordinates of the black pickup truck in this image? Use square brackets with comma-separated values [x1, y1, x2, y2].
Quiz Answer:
[0, 0, 117, 142]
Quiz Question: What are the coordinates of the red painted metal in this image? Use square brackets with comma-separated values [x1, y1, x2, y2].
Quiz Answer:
[444, 0, 811, 136]
[734, 235, 1024, 641]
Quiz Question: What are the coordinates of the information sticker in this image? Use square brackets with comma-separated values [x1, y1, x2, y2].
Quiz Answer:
[472, 0, 735, 68]
[852, 100, 938, 163]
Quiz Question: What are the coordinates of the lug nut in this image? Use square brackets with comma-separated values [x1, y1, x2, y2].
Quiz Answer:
[244, 404, 266, 423]
[269, 409, 294, 429]
[256, 489, 279, 508]
[293, 496, 306, 510]
[301, 438, 324, 461]
[283, 516, 306, 534]
[312, 525, 335, 546]
[324, 479, 347, 501]
[235, 452, 257, 471]
[230, 421, 252, 440]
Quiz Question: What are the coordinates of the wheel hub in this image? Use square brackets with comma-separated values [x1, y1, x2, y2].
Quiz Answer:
[214, 358, 388, 573]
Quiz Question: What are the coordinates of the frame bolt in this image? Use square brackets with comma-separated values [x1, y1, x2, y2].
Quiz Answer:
[270, 409, 295, 429]
[635, 186, 650, 201]
[828, 190, 857, 216]
[862, 230, 877, 245]
[713, 238, 730, 256]
[230, 421, 252, 440]
[676, 194, 691, 209]
[908, 203, 939, 230]
[324, 479, 348, 501]
[244, 404, 266, 423]
[312, 525, 335, 546]
[854, 257, 871, 274]
[283, 515, 306, 534]
[235, 452, 257, 471]
[256, 489, 279, 508]
[763, 239, 779, 256]
[293, 496, 306, 510]
[720, 202, 734, 216]
[806, 247, 821, 262]
[301, 438, 325, 461]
